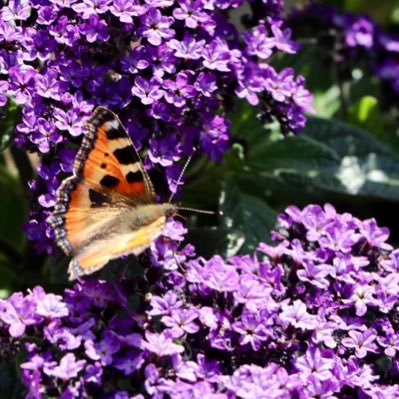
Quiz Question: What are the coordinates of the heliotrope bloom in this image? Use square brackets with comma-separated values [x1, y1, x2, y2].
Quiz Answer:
[1, 204, 399, 398]
[0, 0, 313, 254]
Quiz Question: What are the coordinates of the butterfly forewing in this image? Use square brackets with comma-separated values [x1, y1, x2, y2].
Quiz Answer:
[78, 107, 155, 201]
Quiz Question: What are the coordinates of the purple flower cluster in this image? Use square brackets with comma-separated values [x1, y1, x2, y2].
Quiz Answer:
[2, 205, 399, 398]
[289, 3, 399, 109]
[0, 0, 313, 254]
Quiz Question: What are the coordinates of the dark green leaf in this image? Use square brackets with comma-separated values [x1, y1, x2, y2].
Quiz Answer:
[302, 117, 399, 201]
[220, 178, 278, 254]
[0, 254, 18, 297]
[230, 100, 277, 147]
[0, 100, 21, 152]
[0, 359, 24, 399]
[0, 165, 27, 252]
[248, 135, 340, 173]
[187, 227, 244, 258]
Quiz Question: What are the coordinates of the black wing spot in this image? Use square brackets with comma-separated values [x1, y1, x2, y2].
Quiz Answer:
[113, 146, 135, 165]
[89, 188, 112, 208]
[100, 175, 120, 189]
[126, 171, 142, 183]
[104, 152, 109, 157]
[96, 109, 115, 124]
[100, 163, 107, 169]
[106, 126, 126, 140]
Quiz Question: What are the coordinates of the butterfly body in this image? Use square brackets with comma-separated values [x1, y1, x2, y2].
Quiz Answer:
[48, 107, 175, 280]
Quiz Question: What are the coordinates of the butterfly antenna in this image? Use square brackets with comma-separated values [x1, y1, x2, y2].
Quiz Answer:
[169, 147, 197, 203]
[177, 206, 223, 216]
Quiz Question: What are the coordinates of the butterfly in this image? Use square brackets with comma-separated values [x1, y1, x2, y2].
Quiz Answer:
[48, 107, 176, 280]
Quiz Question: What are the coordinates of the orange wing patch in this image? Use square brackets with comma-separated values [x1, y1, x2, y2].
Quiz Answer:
[76, 109, 154, 200]
[50, 179, 124, 255]
[82, 123, 145, 196]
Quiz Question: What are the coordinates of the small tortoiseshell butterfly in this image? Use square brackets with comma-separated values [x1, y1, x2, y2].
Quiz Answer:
[48, 107, 176, 280]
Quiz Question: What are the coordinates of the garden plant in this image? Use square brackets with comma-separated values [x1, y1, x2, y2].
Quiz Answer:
[1, 0, 399, 398]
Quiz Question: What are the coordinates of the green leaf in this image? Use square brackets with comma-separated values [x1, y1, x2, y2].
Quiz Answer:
[231, 116, 399, 205]
[0, 254, 18, 295]
[348, 96, 383, 136]
[220, 178, 278, 254]
[0, 100, 21, 152]
[302, 117, 399, 201]
[248, 135, 340, 173]
[345, 0, 398, 25]
[312, 86, 341, 119]
[0, 359, 24, 399]
[0, 165, 27, 253]
[187, 227, 244, 258]
[230, 100, 278, 147]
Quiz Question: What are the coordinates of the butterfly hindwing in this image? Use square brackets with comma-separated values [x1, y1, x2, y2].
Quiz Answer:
[68, 214, 167, 279]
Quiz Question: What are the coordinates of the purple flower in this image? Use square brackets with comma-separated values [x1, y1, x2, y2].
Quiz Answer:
[0, 0, 313, 258]
[72, 0, 111, 19]
[279, 299, 318, 330]
[49, 15, 80, 46]
[132, 76, 164, 105]
[44, 353, 86, 380]
[148, 135, 181, 167]
[202, 38, 233, 72]
[232, 311, 269, 351]
[341, 329, 379, 358]
[345, 17, 375, 48]
[37, 6, 58, 25]
[162, 72, 196, 107]
[304, 375, 338, 399]
[53, 108, 86, 137]
[297, 260, 332, 289]
[244, 25, 275, 59]
[139, 8, 174, 46]
[295, 347, 334, 381]
[35, 70, 64, 101]
[271, 24, 298, 54]
[264, 67, 295, 102]
[0, 81, 9, 107]
[114, 350, 144, 375]
[195, 72, 217, 97]
[36, 293, 69, 318]
[0, 293, 39, 337]
[200, 114, 230, 162]
[3, 204, 399, 396]
[173, 0, 209, 29]
[142, 331, 184, 357]
[377, 328, 399, 357]
[359, 219, 392, 251]
[85, 331, 121, 365]
[148, 291, 184, 317]
[162, 308, 199, 338]
[80, 14, 110, 43]
[344, 283, 375, 317]
[168, 34, 206, 60]
[110, 0, 146, 22]
[2, 0, 31, 21]
[8, 66, 36, 105]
